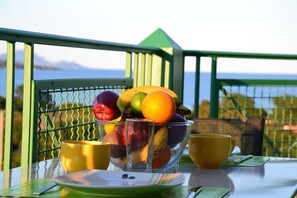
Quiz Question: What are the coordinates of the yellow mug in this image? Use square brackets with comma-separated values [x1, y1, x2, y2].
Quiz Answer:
[188, 134, 235, 169]
[61, 140, 110, 172]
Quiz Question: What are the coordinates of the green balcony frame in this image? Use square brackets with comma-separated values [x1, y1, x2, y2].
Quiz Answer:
[1, 27, 297, 170]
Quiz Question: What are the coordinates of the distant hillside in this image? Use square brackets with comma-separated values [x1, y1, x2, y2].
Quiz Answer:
[0, 50, 87, 70]
[0, 60, 61, 70]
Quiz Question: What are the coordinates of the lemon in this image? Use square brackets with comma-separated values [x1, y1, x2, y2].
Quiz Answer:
[131, 92, 147, 116]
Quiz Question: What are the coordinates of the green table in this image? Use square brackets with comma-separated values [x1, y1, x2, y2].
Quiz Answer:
[0, 157, 296, 197]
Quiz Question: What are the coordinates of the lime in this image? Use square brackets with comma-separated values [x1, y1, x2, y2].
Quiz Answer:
[131, 92, 147, 116]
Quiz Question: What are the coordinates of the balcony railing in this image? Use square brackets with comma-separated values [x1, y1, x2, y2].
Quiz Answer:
[182, 51, 297, 157]
[1, 27, 297, 170]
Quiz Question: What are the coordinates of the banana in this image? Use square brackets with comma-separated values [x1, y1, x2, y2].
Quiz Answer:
[117, 85, 182, 111]
[103, 116, 122, 133]
[153, 127, 168, 158]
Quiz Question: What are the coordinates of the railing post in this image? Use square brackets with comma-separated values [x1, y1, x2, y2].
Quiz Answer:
[125, 52, 133, 79]
[21, 43, 34, 167]
[194, 56, 201, 118]
[3, 42, 15, 171]
[170, 48, 184, 102]
[0, 110, 4, 171]
[209, 57, 219, 118]
[144, 53, 153, 85]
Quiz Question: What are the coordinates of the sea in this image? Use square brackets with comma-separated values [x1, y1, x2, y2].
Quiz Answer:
[1, 68, 297, 109]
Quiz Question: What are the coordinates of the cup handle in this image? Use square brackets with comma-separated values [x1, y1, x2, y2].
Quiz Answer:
[230, 138, 235, 154]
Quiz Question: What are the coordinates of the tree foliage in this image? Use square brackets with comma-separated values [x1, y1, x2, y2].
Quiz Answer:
[15, 85, 23, 98]
[271, 94, 297, 125]
[195, 93, 268, 119]
[219, 93, 266, 119]
[199, 100, 210, 118]
[0, 96, 5, 109]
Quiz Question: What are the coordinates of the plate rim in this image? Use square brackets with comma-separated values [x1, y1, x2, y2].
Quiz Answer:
[53, 169, 185, 190]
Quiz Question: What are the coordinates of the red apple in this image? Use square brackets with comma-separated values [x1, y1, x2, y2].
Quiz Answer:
[92, 91, 121, 120]
[167, 113, 187, 147]
[115, 122, 148, 150]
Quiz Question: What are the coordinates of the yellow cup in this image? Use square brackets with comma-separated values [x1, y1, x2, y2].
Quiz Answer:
[188, 134, 235, 169]
[61, 140, 110, 172]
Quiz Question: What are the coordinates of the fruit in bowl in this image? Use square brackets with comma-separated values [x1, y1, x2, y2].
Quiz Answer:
[167, 113, 187, 147]
[93, 86, 193, 172]
[97, 118, 193, 172]
[92, 90, 121, 120]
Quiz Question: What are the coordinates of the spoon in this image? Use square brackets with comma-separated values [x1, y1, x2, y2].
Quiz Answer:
[186, 186, 202, 198]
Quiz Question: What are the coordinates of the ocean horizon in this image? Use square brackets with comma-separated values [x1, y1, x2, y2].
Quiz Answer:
[1, 68, 297, 109]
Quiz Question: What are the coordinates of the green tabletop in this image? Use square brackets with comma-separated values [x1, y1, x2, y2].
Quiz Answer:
[0, 157, 297, 197]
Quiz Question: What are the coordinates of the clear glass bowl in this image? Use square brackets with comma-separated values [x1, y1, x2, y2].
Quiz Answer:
[96, 119, 193, 172]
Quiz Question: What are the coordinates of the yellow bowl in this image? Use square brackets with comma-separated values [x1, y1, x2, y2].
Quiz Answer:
[61, 140, 110, 172]
[188, 134, 235, 169]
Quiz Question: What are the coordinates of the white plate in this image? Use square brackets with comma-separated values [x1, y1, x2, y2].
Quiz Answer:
[53, 170, 185, 197]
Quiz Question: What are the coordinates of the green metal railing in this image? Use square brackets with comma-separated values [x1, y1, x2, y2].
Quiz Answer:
[0, 27, 178, 170]
[182, 51, 297, 158]
[217, 79, 297, 157]
[182, 50, 297, 118]
[32, 78, 133, 163]
[1, 27, 297, 170]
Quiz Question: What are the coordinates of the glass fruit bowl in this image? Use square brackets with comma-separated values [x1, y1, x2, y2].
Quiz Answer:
[96, 119, 193, 172]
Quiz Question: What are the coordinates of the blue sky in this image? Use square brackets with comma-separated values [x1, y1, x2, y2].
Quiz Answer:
[1, 0, 297, 73]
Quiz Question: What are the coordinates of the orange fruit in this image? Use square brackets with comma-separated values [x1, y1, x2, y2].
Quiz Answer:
[141, 91, 176, 123]
[152, 145, 171, 169]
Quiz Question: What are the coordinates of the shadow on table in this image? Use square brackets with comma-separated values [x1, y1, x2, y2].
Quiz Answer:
[188, 165, 266, 195]
[188, 168, 235, 193]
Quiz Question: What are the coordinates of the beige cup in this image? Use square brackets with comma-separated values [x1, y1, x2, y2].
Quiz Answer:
[61, 140, 110, 172]
[188, 134, 235, 169]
